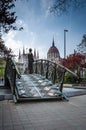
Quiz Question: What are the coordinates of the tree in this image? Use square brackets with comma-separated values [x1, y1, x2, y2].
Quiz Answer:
[62, 53, 85, 70]
[0, 0, 17, 55]
[0, 0, 17, 34]
[0, 35, 4, 49]
[62, 53, 85, 82]
[50, 0, 86, 15]
[77, 34, 86, 54]
[0, 38, 13, 57]
[0, 0, 24, 57]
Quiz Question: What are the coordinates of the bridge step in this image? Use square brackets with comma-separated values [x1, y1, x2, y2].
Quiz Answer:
[15, 74, 62, 101]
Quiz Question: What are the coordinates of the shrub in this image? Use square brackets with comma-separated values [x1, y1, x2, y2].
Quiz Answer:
[64, 73, 77, 84]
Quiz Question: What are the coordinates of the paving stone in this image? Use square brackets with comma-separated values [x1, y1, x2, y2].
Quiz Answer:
[0, 95, 86, 130]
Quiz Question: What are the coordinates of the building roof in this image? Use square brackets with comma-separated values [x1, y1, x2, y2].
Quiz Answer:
[47, 38, 60, 55]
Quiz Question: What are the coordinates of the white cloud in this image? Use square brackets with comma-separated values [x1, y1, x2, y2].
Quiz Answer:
[16, 19, 27, 28]
[2, 31, 23, 57]
[40, 0, 53, 17]
[30, 31, 34, 36]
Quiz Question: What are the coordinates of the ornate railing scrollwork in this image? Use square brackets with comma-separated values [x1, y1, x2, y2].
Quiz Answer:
[4, 57, 21, 95]
[33, 59, 77, 92]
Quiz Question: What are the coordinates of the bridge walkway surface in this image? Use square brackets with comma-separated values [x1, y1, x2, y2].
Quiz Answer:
[0, 95, 86, 130]
[15, 74, 62, 101]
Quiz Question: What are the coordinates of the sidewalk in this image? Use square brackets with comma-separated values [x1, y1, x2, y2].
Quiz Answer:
[0, 82, 12, 101]
[0, 95, 86, 130]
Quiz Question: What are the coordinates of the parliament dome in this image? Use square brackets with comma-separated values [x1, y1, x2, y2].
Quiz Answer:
[47, 38, 60, 60]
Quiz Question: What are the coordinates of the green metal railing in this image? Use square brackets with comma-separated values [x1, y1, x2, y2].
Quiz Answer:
[33, 59, 77, 92]
[4, 57, 21, 95]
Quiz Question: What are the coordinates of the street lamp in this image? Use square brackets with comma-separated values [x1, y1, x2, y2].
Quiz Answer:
[64, 29, 68, 59]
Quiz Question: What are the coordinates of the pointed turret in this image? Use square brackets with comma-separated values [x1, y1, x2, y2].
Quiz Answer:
[34, 49, 36, 59]
[37, 50, 39, 59]
[23, 46, 25, 55]
[18, 49, 21, 59]
[52, 37, 55, 47]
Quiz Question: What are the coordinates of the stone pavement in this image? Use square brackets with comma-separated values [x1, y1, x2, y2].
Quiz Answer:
[0, 95, 86, 130]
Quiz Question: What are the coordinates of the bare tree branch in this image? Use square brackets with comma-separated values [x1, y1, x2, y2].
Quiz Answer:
[50, 0, 86, 15]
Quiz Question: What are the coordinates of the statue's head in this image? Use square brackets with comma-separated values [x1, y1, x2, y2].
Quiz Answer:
[29, 48, 32, 52]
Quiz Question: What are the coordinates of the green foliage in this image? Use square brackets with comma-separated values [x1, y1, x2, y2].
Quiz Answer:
[84, 70, 86, 78]
[0, 59, 6, 77]
[0, 68, 5, 77]
[64, 73, 77, 84]
[0, 59, 6, 64]
[0, 0, 23, 55]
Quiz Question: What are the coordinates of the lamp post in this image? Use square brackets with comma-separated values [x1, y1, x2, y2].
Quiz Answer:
[64, 29, 68, 59]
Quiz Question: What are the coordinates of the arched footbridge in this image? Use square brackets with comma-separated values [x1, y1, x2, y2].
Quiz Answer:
[4, 57, 77, 103]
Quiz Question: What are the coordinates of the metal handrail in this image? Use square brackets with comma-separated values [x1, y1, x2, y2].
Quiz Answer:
[33, 59, 77, 92]
[4, 57, 21, 95]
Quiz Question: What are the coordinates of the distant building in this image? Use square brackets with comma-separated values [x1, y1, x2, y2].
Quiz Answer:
[47, 38, 60, 63]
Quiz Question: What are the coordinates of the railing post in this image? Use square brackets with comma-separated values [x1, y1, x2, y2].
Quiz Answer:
[46, 61, 49, 79]
[12, 66, 16, 95]
[41, 60, 43, 75]
[35, 61, 37, 73]
[4, 57, 10, 87]
[59, 69, 66, 92]
[53, 64, 56, 84]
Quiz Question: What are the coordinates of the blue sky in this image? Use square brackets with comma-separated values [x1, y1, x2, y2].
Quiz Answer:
[3, 0, 86, 59]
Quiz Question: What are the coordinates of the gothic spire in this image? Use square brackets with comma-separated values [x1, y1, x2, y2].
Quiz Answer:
[52, 37, 55, 47]
[23, 46, 25, 55]
[37, 50, 39, 59]
[34, 48, 36, 59]
[18, 49, 21, 59]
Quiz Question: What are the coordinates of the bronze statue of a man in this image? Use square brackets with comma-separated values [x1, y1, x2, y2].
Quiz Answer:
[28, 48, 34, 74]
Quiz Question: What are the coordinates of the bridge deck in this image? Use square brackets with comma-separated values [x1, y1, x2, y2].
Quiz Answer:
[15, 74, 62, 101]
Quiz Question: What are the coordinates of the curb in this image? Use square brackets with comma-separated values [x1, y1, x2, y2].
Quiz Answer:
[0, 94, 13, 101]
